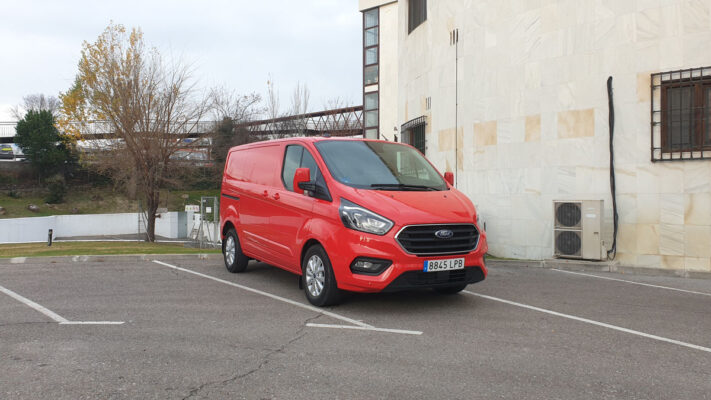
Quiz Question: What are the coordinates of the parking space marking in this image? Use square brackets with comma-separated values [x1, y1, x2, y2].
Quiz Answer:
[153, 260, 373, 328]
[551, 269, 711, 297]
[0, 283, 124, 325]
[0, 284, 69, 323]
[464, 291, 711, 354]
[153, 260, 424, 336]
[306, 323, 422, 335]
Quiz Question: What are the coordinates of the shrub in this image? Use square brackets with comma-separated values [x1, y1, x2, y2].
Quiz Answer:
[45, 174, 67, 203]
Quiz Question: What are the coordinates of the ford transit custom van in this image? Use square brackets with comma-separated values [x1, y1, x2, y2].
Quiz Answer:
[220, 138, 487, 306]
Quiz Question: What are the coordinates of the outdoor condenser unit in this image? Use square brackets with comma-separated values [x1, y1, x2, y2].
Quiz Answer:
[553, 200, 604, 261]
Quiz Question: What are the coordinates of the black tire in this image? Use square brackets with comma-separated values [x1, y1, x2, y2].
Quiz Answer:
[222, 229, 249, 273]
[434, 284, 467, 295]
[302, 245, 341, 307]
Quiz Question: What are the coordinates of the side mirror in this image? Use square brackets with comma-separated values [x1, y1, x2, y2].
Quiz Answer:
[293, 168, 311, 195]
[444, 172, 455, 186]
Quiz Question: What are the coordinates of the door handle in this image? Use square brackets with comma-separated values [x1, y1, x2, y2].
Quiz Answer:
[262, 190, 269, 197]
[272, 193, 280, 200]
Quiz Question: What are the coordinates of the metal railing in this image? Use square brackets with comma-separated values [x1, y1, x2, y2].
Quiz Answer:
[0, 106, 365, 141]
[238, 106, 364, 137]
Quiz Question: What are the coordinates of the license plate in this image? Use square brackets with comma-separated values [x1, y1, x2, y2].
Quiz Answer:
[424, 258, 464, 272]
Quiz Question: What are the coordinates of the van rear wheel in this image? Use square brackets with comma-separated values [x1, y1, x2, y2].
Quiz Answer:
[223, 229, 249, 273]
[302, 245, 341, 307]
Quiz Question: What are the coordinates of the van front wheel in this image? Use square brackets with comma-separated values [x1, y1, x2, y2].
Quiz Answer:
[223, 229, 249, 273]
[302, 245, 341, 307]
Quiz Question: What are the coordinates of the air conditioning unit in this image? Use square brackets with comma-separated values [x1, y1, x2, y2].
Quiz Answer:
[553, 200, 604, 261]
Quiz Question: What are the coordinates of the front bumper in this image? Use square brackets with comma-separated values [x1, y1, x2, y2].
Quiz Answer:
[329, 226, 488, 293]
[382, 266, 485, 292]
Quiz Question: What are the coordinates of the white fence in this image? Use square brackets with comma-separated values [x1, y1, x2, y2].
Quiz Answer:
[0, 212, 200, 244]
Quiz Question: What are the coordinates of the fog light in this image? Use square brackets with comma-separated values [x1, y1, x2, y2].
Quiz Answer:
[350, 257, 392, 276]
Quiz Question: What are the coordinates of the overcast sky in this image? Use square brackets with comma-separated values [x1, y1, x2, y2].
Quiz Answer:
[0, 0, 362, 121]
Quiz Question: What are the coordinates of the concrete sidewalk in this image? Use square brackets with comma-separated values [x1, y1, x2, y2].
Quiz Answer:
[487, 258, 711, 280]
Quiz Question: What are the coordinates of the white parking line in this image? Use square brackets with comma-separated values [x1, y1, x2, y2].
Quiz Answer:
[153, 260, 372, 328]
[464, 291, 711, 354]
[0, 284, 124, 325]
[551, 269, 711, 297]
[306, 323, 422, 335]
[152, 260, 422, 336]
[0, 284, 68, 323]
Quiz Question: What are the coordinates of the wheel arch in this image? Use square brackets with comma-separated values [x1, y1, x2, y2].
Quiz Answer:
[222, 220, 236, 238]
[300, 239, 323, 274]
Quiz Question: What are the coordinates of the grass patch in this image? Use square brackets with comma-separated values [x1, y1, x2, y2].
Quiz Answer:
[0, 241, 220, 258]
[0, 187, 220, 219]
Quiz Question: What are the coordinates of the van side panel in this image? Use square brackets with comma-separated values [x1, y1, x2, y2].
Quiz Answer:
[222, 144, 287, 264]
[225, 145, 281, 186]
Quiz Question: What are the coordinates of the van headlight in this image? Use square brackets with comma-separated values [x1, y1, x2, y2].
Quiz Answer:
[339, 199, 393, 236]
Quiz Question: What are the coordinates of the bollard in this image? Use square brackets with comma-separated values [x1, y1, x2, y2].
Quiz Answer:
[48, 229, 53, 247]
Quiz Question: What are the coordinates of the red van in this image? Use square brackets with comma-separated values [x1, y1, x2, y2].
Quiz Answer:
[219, 138, 488, 306]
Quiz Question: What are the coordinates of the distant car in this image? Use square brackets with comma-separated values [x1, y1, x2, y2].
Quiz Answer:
[9, 144, 26, 161]
[0, 145, 13, 160]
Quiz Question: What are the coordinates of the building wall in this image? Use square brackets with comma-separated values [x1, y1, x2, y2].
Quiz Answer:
[397, 0, 711, 272]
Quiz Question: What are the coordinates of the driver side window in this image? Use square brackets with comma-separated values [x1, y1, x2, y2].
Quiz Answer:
[281, 145, 324, 192]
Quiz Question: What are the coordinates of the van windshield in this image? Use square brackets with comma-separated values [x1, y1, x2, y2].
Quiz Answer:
[314, 141, 448, 191]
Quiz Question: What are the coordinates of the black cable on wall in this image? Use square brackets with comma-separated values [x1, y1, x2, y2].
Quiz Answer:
[607, 76, 619, 260]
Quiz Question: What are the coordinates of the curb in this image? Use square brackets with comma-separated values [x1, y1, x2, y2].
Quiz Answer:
[487, 258, 711, 280]
[0, 253, 222, 265]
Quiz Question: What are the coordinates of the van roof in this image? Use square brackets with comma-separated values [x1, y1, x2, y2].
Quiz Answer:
[230, 136, 398, 150]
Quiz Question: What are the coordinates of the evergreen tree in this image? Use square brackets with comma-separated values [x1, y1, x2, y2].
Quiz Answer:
[14, 110, 71, 178]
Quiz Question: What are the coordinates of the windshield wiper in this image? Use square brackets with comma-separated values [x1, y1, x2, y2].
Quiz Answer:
[370, 183, 440, 191]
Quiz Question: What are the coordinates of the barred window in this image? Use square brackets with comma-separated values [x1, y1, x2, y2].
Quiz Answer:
[401, 116, 426, 155]
[652, 67, 711, 161]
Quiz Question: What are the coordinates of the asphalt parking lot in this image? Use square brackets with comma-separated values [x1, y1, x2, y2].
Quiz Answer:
[1, 257, 710, 400]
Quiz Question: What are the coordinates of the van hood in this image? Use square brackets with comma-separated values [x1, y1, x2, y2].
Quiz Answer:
[343, 187, 477, 226]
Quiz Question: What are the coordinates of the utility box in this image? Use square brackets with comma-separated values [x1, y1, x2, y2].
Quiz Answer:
[553, 200, 604, 261]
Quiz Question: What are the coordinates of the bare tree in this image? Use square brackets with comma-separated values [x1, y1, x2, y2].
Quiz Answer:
[289, 82, 310, 135]
[264, 75, 283, 137]
[59, 23, 208, 242]
[10, 94, 60, 120]
[209, 87, 262, 123]
[322, 96, 349, 111]
[208, 87, 263, 160]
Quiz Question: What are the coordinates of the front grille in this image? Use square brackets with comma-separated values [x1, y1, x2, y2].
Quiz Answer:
[396, 224, 479, 255]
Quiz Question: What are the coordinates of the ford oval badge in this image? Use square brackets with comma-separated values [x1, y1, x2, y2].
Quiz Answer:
[435, 229, 454, 239]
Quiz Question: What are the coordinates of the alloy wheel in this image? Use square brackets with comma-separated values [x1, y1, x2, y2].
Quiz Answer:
[305, 255, 326, 297]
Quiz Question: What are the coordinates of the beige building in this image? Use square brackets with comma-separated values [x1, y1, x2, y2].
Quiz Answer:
[359, 0, 711, 273]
